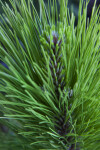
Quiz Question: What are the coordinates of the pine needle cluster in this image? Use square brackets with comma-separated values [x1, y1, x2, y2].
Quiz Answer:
[0, 0, 100, 149]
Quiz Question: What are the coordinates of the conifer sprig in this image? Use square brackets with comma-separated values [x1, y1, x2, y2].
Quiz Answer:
[0, 0, 100, 149]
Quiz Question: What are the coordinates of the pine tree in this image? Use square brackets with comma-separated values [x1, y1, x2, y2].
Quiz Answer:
[0, 0, 100, 149]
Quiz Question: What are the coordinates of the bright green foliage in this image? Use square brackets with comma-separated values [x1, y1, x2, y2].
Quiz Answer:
[0, 0, 100, 150]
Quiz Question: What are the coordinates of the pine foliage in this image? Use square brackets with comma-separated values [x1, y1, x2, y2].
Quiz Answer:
[0, 0, 100, 149]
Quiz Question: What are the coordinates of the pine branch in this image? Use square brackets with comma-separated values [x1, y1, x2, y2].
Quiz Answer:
[0, 0, 100, 149]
